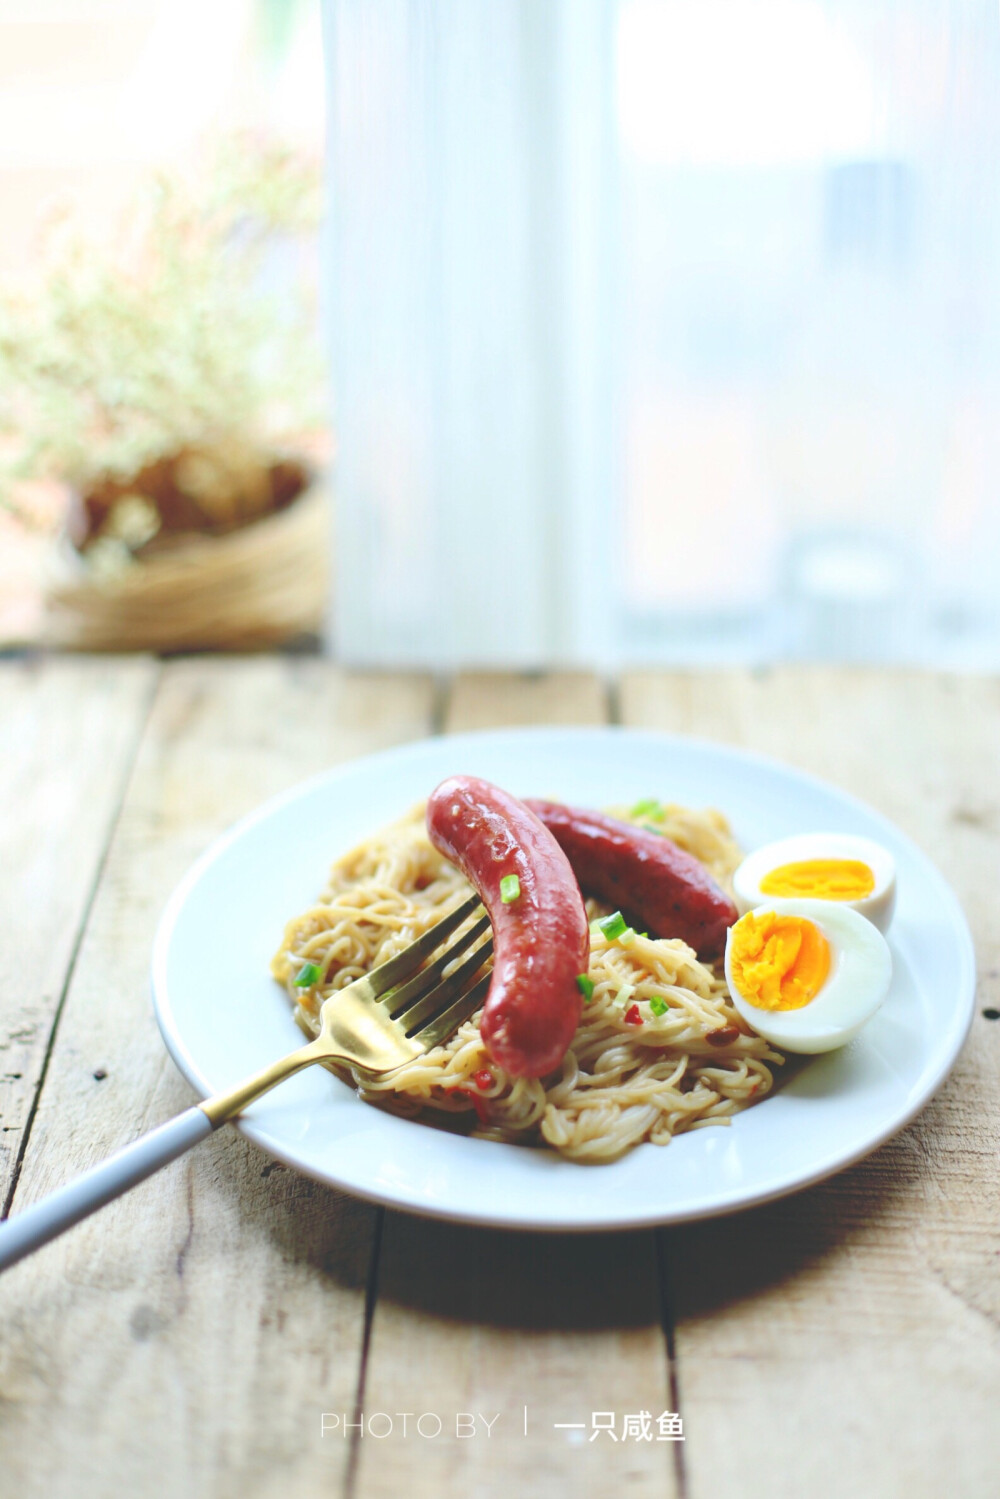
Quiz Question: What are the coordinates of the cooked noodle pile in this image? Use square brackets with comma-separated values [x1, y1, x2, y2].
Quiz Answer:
[271, 802, 782, 1162]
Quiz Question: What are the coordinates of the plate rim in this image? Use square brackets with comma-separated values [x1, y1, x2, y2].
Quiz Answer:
[150, 724, 978, 1231]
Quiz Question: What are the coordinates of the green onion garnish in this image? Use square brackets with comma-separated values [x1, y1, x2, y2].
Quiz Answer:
[619, 926, 637, 947]
[500, 874, 521, 904]
[648, 995, 669, 1016]
[614, 982, 635, 1009]
[596, 910, 627, 941]
[641, 823, 665, 837]
[576, 974, 595, 1002]
[630, 798, 662, 819]
[295, 962, 321, 987]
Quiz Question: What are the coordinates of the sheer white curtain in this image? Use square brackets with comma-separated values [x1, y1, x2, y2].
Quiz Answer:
[324, 0, 616, 666]
[324, 0, 1000, 668]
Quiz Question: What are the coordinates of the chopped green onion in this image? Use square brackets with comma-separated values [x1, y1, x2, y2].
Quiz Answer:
[641, 823, 665, 837]
[648, 995, 669, 1017]
[499, 873, 521, 904]
[630, 798, 662, 819]
[619, 926, 637, 947]
[295, 962, 321, 987]
[613, 982, 635, 1009]
[596, 910, 627, 941]
[576, 974, 595, 1002]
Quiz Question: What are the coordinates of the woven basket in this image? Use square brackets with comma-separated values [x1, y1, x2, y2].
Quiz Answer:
[44, 478, 329, 652]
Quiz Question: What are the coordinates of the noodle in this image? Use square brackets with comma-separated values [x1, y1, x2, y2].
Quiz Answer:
[271, 802, 782, 1163]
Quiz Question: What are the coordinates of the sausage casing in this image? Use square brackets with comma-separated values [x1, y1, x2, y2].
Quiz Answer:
[426, 776, 590, 1078]
[524, 799, 736, 959]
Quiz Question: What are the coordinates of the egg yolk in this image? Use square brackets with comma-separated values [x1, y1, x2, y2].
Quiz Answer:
[759, 858, 875, 901]
[729, 911, 831, 1011]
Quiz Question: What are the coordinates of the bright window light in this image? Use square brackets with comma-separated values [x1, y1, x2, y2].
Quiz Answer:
[617, 0, 879, 166]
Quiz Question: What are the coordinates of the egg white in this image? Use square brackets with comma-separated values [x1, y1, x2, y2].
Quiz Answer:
[732, 832, 896, 933]
[724, 897, 893, 1054]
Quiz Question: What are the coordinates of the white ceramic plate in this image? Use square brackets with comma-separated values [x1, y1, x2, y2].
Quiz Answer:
[151, 728, 976, 1232]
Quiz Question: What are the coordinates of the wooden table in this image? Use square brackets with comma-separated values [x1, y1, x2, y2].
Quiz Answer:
[1, 657, 997, 1499]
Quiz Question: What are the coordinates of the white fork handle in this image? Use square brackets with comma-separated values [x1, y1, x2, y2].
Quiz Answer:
[0, 1106, 215, 1273]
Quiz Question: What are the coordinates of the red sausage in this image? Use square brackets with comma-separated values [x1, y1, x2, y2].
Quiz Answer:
[426, 777, 590, 1078]
[524, 799, 736, 959]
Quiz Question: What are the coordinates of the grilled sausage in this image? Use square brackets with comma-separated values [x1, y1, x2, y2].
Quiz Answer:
[524, 799, 736, 958]
[426, 777, 590, 1077]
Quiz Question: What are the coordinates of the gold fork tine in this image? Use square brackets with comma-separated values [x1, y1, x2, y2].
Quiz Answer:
[394, 931, 494, 1033]
[411, 969, 492, 1052]
[360, 890, 483, 1000]
[380, 913, 491, 1018]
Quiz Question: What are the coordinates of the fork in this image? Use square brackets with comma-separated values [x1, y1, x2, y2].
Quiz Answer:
[0, 892, 491, 1273]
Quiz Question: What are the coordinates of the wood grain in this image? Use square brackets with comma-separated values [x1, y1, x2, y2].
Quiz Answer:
[0, 655, 156, 1204]
[355, 673, 679, 1499]
[2, 663, 997, 1499]
[621, 668, 1000, 1499]
[445, 670, 610, 730]
[0, 659, 435, 1499]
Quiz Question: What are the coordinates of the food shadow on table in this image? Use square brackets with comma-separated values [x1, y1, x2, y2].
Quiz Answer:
[362, 1119, 925, 1333]
[215, 1089, 931, 1337]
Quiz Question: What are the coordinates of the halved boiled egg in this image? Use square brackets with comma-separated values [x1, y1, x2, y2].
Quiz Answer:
[724, 898, 892, 1053]
[733, 832, 896, 933]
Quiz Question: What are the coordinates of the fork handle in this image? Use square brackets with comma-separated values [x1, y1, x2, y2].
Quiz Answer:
[0, 1036, 331, 1274]
[0, 1107, 215, 1273]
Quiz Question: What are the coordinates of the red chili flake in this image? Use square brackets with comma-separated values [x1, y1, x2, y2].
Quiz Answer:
[473, 1068, 494, 1091]
[706, 1024, 741, 1047]
[624, 1003, 643, 1026]
[458, 1088, 490, 1126]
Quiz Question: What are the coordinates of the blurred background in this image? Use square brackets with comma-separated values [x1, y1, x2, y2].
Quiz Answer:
[2, 0, 999, 670]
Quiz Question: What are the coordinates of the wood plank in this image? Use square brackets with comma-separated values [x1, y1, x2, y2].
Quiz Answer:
[356, 673, 679, 1499]
[0, 659, 436, 1499]
[0, 655, 156, 1204]
[445, 670, 609, 729]
[621, 668, 1000, 1499]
